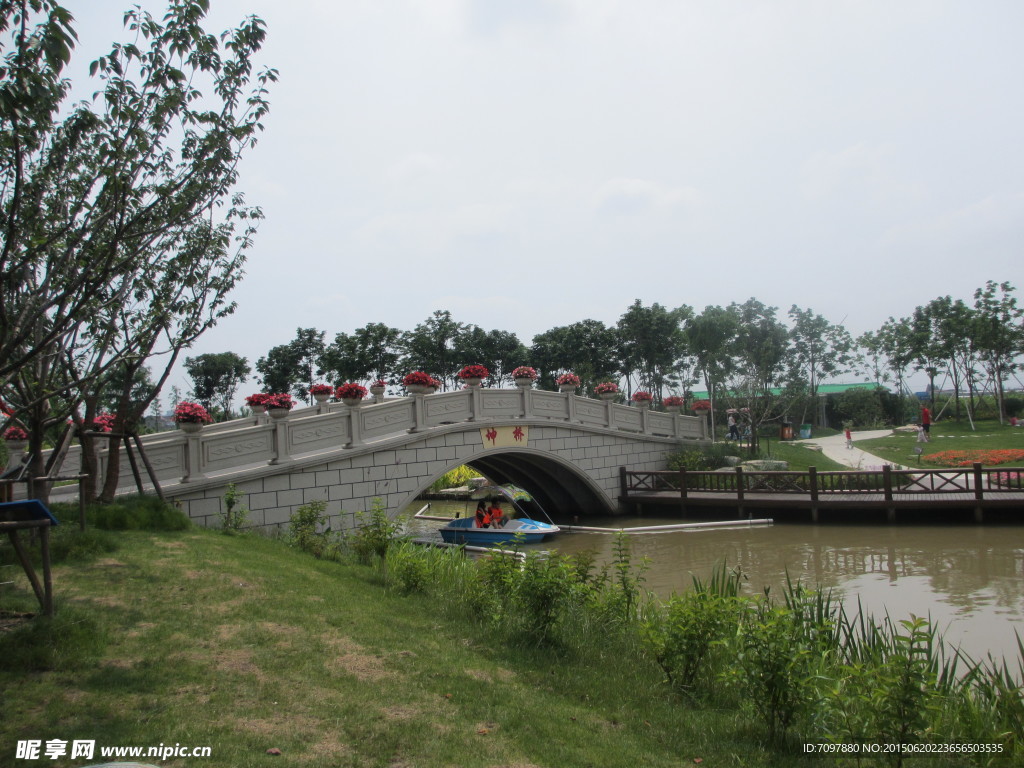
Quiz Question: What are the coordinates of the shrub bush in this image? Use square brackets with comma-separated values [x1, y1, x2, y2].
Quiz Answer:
[287, 500, 339, 559]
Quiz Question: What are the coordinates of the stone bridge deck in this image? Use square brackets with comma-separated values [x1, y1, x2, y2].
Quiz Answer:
[55, 388, 707, 529]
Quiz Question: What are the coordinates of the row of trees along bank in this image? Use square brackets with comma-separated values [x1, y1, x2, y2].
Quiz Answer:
[189, 284, 1023, 433]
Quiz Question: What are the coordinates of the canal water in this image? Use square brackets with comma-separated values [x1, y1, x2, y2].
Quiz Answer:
[408, 500, 1024, 666]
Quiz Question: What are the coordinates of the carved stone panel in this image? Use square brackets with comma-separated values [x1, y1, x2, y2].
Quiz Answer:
[202, 430, 274, 472]
[611, 406, 643, 432]
[574, 401, 606, 426]
[288, 414, 351, 455]
[145, 443, 186, 480]
[647, 412, 675, 436]
[424, 392, 471, 425]
[360, 400, 415, 439]
[531, 391, 568, 419]
[478, 391, 521, 418]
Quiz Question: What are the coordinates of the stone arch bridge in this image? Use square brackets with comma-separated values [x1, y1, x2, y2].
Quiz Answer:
[54, 387, 707, 530]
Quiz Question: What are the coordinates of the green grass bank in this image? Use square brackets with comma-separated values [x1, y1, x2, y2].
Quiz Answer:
[1, 498, 1021, 767]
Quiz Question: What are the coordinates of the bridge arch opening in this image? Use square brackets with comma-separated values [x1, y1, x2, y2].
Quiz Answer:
[406, 448, 616, 522]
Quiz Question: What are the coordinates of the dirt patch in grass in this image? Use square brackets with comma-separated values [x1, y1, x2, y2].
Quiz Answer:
[235, 713, 320, 738]
[215, 648, 264, 679]
[86, 595, 128, 609]
[154, 540, 187, 550]
[126, 621, 158, 638]
[382, 704, 420, 720]
[306, 732, 352, 763]
[175, 647, 266, 681]
[215, 623, 244, 642]
[100, 656, 140, 670]
[171, 683, 212, 706]
[323, 635, 393, 682]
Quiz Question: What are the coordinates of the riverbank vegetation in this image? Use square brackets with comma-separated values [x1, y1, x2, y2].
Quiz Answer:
[2, 499, 1020, 767]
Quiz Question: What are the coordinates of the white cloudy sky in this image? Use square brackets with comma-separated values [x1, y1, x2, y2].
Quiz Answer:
[66, 0, 1023, 390]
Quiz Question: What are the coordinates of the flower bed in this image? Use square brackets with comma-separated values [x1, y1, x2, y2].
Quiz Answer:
[594, 382, 619, 395]
[631, 391, 653, 403]
[309, 383, 333, 396]
[663, 396, 685, 408]
[922, 449, 1024, 467]
[245, 393, 272, 408]
[556, 372, 580, 387]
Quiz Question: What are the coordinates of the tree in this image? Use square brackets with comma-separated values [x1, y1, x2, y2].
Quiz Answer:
[530, 320, 618, 393]
[184, 352, 250, 417]
[320, 323, 402, 385]
[256, 328, 326, 402]
[0, 0, 276, 390]
[0, 1, 275, 500]
[867, 316, 919, 426]
[615, 299, 692, 401]
[910, 296, 978, 416]
[685, 305, 739, 423]
[971, 281, 1024, 422]
[787, 305, 856, 425]
[725, 299, 792, 451]
[453, 326, 527, 387]
[400, 310, 466, 389]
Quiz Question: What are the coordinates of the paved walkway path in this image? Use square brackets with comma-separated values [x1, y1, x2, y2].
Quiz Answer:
[793, 429, 917, 470]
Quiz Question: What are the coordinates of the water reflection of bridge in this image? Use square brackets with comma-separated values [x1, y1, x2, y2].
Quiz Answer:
[621, 467, 1024, 523]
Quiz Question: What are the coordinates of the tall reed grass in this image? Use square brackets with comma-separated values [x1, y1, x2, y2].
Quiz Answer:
[381, 541, 1023, 760]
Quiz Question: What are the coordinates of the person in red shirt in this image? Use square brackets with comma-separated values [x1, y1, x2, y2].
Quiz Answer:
[488, 502, 505, 528]
[920, 406, 931, 442]
[474, 501, 489, 528]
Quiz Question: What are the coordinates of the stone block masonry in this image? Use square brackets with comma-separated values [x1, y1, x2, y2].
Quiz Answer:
[170, 419, 695, 531]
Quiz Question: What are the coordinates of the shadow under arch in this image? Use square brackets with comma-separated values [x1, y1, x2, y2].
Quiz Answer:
[459, 447, 616, 522]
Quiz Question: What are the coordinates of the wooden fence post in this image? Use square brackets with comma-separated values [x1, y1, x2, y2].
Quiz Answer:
[883, 464, 895, 522]
[735, 465, 745, 518]
[808, 466, 819, 523]
[973, 462, 984, 522]
[679, 467, 687, 518]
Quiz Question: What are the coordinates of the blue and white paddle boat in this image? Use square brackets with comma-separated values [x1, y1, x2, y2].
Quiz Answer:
[438, 515, 560, 545]
[437, 483, 560, 546]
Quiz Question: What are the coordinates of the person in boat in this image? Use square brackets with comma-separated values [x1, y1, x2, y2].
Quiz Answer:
[487, 502, 505, 528]
[474, 501, 489, 528]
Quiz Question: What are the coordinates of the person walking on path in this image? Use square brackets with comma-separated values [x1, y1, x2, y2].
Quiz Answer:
[921, 405, 932, 442]
[845, 426, 853, 449]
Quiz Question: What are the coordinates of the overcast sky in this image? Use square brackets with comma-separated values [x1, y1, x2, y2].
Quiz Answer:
[65, 0, 1023, 393]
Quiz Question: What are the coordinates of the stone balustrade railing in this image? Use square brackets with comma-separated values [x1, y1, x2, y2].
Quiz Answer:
[53, 388, 706, 489]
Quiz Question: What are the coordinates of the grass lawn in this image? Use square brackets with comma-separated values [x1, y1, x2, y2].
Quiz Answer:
[855, 419, 1024, 468]
[1, 519, 792, 768]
